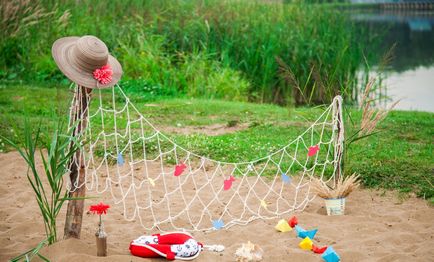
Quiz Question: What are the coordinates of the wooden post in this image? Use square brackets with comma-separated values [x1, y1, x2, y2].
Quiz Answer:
[333, 96, 344, 185]
[64, 85, 92, 239]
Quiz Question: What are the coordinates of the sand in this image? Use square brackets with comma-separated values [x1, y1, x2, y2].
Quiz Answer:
[1, 150, 433, 262]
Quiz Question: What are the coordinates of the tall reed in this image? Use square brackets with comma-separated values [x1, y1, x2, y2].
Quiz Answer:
[1, 120, 80, 245]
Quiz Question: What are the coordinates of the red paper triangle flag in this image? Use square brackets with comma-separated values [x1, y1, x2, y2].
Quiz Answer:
[288, 216, 298, 228]
[312, 245, 328, 254]
[174, 163, 187, 177]
[308, 144, 320, 157]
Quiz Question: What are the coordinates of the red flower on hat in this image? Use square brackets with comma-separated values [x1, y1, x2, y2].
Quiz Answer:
[93, 64, 113, 85]
[89, 202, 110, 215]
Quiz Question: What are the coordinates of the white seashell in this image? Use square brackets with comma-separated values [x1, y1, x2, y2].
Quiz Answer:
[235, 241, 263, 262]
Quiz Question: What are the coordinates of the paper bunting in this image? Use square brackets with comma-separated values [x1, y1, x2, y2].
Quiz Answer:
[289, 217, 339, 261]
[148, 178, 155, 187]
[300, 229, 318, 240]
[321, 246, 340, 262]
[295, 225, 305, 236]
[288, 216, 298, 228]
[308, 144, 320, 157]
[312, 245, 328, 254]
[299, 237, 313, 251]
[275, 219, 292, 232]
[174, 163, 187, 177]
[224, 176, 235, 190]
[281, 173, 291, 184]
[117, 153, 124, 166]
[212, 219, 224, 230]
[295, 225, 317, 239]
[260, 200, 268, 209]
[300, 229, 318, 239]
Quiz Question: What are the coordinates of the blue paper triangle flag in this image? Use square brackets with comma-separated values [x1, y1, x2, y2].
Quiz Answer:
[281, 173, 291, 184]
[321, 246, 340, 262]
[117, 153, 124, 166]
[301, 228, 318, 239]
[295, 225, 305, 237]
[212, 219, 224, 230]
[295, 225, 318, 239]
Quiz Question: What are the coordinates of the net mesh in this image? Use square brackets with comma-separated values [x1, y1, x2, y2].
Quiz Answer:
[67, 84, 344, 232]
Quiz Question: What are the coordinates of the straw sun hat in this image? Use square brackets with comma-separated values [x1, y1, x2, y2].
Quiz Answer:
[52, 35, 122, 88]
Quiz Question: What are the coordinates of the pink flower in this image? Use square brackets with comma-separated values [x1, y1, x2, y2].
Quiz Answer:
[93, 64, 113, 85]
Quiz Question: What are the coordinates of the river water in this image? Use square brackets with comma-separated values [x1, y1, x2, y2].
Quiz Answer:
[352, 9, 434, 112]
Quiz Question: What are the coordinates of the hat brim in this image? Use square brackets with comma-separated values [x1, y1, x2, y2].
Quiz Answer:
[52, 36, 123, 89]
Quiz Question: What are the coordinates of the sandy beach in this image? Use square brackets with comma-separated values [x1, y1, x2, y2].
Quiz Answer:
[1, 151, 433, 262]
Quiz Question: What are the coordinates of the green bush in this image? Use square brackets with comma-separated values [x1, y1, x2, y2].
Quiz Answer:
[178, 51, 249, 100]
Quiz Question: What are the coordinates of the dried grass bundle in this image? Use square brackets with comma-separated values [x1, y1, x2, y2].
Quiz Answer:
[311, 173, 361, 199]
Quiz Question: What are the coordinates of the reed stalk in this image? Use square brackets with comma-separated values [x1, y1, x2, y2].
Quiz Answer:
[1, 120, 81, 245]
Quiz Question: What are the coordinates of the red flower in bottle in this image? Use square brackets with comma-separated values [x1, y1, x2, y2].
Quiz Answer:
[90, 202, 110, 256]
[89, 202, 110, 215]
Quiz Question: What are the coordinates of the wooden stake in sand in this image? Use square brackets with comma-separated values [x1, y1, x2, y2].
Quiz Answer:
[64, 85, 92, 239]
[333, 96, 344, 184]
[51, 35, 122, 238]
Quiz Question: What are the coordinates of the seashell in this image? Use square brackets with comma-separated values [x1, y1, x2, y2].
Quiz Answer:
[235, 241, 263, 262]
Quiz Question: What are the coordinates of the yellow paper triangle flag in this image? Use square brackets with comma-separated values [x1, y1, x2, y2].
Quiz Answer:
[299, 237, 313, 251]
[260, 200, 268, 209]
[275, 219, 292, 232]
[148, 178, 155, 187]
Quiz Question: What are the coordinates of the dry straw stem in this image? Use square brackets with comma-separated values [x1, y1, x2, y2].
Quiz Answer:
[0, 0, 67, 38]
[359, 77, 399, 136]
[311, 173, 361, 199]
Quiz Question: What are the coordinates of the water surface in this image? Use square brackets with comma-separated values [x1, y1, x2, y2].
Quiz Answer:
[353, 9, 434, 112]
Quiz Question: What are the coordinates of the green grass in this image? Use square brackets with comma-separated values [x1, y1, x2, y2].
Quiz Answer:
[1, 84, 433, 202]
[0, 0, 375, 105]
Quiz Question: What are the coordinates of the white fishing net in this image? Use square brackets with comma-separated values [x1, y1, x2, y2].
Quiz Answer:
[67, 84, 344, 232]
